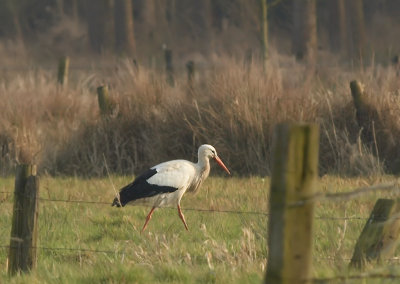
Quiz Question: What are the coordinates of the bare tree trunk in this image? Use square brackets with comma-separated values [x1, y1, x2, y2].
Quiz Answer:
[86, 0, 108, 53]
[203, 0, 214, 52]
[10, 2, 25, 53]
[184, 0, 214, 52]
[64, 0, 79, 20]
[210, 1, 224, 33]
[328, 0, 346, 55]
[292, 0, 317, 65]
[142, 0, 156, 34]
[104, 0, 115, 51]
[71, 0, 78, 20]
[166, 0, 176, 23]
[57, 0, 64, 17]
[260, 0, 268, 73]
[114, 0, 136, 56]
[142, 0, 157, 61]
[346, 0, 366, 61]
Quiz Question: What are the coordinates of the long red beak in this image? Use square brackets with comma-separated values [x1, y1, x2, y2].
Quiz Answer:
[214, 156, 231, 175]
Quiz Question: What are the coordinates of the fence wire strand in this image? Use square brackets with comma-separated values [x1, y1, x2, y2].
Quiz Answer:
[2, 191, 370, 219]
[0, 191, 377, 219]
[289, 182, 400, 207]
[1, 190, 269, 216]
[3, 181, 400, 282]
[0, 245, 120, 255]
[312, 273, 400, 283]
[2, 244, 400, 262]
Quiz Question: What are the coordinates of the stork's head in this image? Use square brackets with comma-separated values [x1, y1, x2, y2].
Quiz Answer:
[198, 144, 231, 175]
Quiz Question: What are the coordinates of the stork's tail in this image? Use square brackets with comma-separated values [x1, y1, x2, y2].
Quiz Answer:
[111, 196, 122, 207]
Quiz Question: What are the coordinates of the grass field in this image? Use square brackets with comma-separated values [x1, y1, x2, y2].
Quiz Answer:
[1, 174, 400, 283]
[1, 7, 400, 282]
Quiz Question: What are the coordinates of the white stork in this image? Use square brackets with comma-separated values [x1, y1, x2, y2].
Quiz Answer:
[112, 144, 230, 232]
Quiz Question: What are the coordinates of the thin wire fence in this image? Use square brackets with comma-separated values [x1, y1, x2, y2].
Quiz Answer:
[0, 190, 370, 219]
[0, 245, 119, 255]
[311, 273, 400, 283]
[2, 181, 400, 283]
[0, 191, 269, 261]
[3, 244, 400, 265]
[1, 190, 268, 216]
[4, 180, 399, 220]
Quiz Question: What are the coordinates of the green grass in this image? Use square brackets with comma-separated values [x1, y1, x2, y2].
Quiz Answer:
[1, 175, 400, 283]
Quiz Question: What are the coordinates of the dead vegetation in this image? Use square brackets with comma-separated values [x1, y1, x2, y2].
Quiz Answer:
[0, 54, 399, 176]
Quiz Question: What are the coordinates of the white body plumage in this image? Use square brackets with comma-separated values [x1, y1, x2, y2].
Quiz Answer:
[112, 144, 230, 232]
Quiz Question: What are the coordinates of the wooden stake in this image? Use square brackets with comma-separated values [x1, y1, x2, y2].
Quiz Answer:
[8, 165, 39, 275]
[350, 199, 400, 270]
[57, 56, 70, 86]
[350, 80, 365, 111]
[97, 86, 113, 116]
[164, 47, 174, 86]
[186, 60, 195, 90]
[349, 80, 381, 155]
[265, 123, 319, 284]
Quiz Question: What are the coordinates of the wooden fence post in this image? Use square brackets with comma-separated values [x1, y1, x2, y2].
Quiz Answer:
[349, 80, 385, 161]
[164, 46, 174, 86]
[349, 80, 368, 115]
[57, 56, 70, 86]
[265, 123, 319, 284]
[97, 85, 113, 116]
[8, 164, 39, 275]
[350, 198, 400, 270]
[186, 60, 195, 90]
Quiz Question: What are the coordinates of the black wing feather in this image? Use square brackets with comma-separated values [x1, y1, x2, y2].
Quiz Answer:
[112, 168, 178, 207]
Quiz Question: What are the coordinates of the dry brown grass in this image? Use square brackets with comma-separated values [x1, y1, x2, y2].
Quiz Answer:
[0, 54, 399, 176]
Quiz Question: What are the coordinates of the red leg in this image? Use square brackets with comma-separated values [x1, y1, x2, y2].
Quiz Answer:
[177, 205, 189, 231]
[141, 207, 156, 233]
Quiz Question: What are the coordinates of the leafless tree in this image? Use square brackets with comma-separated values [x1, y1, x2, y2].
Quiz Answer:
[328, 0, 347, 55]
[292, 0, 317, 65]
[114, 0, 136, 56]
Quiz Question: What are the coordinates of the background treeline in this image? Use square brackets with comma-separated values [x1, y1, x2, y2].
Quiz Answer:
[0, 0, 399, 64]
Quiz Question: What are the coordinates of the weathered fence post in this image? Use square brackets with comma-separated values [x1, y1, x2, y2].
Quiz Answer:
[8, 164, 39, 275]
[350, 198, 400, 270]
[349, 80, 386, 166]
[265, 123, 319, 284]
[186, 60, 195, 90]
[350, 80, 371, 142]
[349, 80, 364, 111]
[163, 46, 174, 86]
[57, 56, 70, 86]
[349, 79, 378, 137]
[97, 86, 113, 116]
